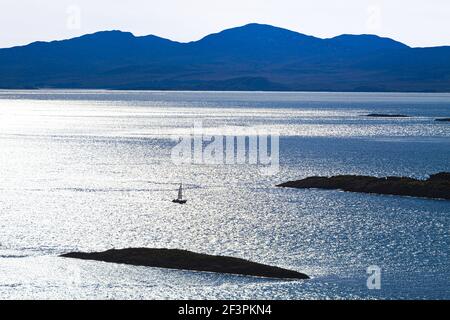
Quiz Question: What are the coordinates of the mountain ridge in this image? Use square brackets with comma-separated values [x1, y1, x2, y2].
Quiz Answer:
[1, 23, 449, 92]
[1, 23, 436, 49]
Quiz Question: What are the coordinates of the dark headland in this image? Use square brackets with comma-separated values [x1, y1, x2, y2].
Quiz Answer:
[435, 118, 450, 122]
[61, 248, 309, 280]
[277, 172, 450, 200]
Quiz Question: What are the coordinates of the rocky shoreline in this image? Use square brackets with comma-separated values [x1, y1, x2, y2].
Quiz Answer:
[61, 248, 309, 280]
[277, 172, 450, 200]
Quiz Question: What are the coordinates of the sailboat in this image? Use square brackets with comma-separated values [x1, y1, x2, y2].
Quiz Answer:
[172, 183, 187, 204]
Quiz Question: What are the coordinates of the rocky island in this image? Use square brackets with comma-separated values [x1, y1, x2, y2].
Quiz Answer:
[61, 248, 309, 280]
[365, 113, 410, 118]
[277, 172, 450, 200]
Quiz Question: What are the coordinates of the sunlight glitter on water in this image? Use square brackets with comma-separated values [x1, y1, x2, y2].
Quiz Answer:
[0, 91, 449, 299]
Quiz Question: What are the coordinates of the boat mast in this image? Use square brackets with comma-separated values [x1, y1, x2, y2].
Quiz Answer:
[178, 183, 183, 200]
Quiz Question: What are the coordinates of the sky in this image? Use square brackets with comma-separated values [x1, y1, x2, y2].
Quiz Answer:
[1, 0, 450, 48]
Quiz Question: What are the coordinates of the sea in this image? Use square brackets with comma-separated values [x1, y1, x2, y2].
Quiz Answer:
[0, 90, 448, 299]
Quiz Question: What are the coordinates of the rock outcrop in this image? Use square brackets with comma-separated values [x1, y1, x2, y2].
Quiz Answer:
[277, 172, 450, 200]
[365, 113, 409, 118]
[61, 248, 309, 280]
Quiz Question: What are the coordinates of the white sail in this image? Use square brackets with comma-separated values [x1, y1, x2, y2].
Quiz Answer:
[177, 183, 183, 200]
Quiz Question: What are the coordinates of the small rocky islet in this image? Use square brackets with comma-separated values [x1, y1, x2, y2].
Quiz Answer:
[61, 248, 309, 280]
[363, 113, 450, 122]
[364, 113, 410, 118]
[277, 172, 450, 200]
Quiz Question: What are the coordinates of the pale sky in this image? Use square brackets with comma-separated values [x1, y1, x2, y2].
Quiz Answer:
[1, 0, 450, 48]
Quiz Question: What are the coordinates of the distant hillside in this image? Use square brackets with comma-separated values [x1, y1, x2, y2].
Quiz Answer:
[1, 23, 450, 92]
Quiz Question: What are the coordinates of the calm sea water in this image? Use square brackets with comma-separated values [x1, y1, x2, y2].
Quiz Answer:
[0, 90, 449, 300]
